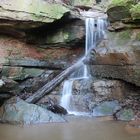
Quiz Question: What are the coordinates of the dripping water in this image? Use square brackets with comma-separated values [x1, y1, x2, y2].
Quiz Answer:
[60, 18, 107, 115]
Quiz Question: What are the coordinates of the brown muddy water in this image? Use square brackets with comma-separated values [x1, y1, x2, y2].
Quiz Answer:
[0, 117, 139, 140]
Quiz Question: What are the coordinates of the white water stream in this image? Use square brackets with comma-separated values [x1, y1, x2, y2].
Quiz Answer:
[60, 18, 107, 115]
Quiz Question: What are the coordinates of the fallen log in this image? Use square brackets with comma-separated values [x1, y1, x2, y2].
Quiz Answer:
[25, 59, 83, 103]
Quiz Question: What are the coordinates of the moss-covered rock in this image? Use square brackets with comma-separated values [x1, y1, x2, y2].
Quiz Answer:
[0, 0, 69, 23]
[46, 20, 85, 45]
[108, 0, 135, 9]
[116, 108, 135, 121]
[107, 0, 139, 22]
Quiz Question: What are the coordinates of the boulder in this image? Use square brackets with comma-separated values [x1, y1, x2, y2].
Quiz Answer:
[58, 79, 126, 113]
[92, 100, 121, 117]
[0, 97, 65, 125]
[93, 80, 124, 99]
[107, 6, 131, 22]
[107, 0, 140, 22]
[115, 108, 135, 121]
[0, 77, 19, 94]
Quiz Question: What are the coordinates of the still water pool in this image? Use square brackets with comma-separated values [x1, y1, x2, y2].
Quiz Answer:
[0, 117, 139, 140]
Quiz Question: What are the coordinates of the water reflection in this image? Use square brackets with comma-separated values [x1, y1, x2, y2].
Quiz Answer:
[0, 117, 139, 140]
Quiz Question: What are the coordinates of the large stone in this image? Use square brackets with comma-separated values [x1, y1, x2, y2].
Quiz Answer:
[59, 79, 126, 113]
[92, 100, 121, 117]
[93, 80, 124, 99]
[107, 6, 131, 22]
[0, 97, 65, 125]
[116, 108, 135, 121]
[0, 77, 19, 94]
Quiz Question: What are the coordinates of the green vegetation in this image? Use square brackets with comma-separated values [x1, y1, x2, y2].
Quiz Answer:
[130, 3, 140, 19]
[71, 0, 94, 7]
[109, 0, 135, 9]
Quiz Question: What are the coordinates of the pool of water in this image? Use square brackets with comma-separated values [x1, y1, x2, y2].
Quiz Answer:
[0, 117, 139, 140]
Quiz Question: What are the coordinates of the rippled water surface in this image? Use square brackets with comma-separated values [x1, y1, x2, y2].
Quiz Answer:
[0, 117, 139, 140]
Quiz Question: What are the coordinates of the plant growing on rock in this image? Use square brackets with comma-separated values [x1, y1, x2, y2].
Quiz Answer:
[130, 3, 140, 19]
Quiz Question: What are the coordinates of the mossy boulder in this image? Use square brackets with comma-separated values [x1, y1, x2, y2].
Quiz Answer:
[107, 6, 131, 22]
[108, 0, 135, 8]
[107, 0, 136, 22]
[116, 108, 135, 121]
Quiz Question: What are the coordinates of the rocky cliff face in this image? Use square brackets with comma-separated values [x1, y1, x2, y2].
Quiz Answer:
[0, 0, 86, 105]
[0, 0, 139, 123]
[87, 0, 140, 87]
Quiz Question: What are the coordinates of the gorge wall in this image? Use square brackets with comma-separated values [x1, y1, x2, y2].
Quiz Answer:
[0, 0, 139, 124]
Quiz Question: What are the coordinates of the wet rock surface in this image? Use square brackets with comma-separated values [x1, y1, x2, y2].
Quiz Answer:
[0, 97, 65, 125]
[0, 0, 139, 125]
[87, 29, 140, 86]
[92, 100, 121, 117]
[115, 108, 135, 121]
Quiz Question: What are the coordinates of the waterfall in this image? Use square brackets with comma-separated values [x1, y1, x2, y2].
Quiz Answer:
[60, 18, 107, 115]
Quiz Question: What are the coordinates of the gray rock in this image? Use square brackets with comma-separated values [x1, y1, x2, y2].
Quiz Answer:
[87, 29, 140, 87]
[1, 66, 45, 81]
[0, 77, 19, 94]
[93, 80, 124, 99]
[107, 6, 131, 22]
[116, 108, 135, 121]
[92, 100, 121, 117]
[0, 97, 65, 125]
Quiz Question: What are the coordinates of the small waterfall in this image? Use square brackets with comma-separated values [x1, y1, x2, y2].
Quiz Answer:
[60, 17, 107, 115]
[60, 80, 73, 110]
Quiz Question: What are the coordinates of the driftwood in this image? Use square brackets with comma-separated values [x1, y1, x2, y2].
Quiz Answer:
[25, 60, 83, 103]
[38, 97, 67, 115]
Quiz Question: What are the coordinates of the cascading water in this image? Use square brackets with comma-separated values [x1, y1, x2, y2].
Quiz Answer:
[60, 17, 107, 115]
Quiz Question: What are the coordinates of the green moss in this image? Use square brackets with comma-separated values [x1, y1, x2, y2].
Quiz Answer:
[108, 0, 135, 9]
[2, 0, 69, 23]
[72, 0, 94, 7]
[117, 30, 131, 46]
[135, 32, 140, 40]
[119, 30, 131, 39]
[130, 3, 140, 20]
[47, 30, 72, 44]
